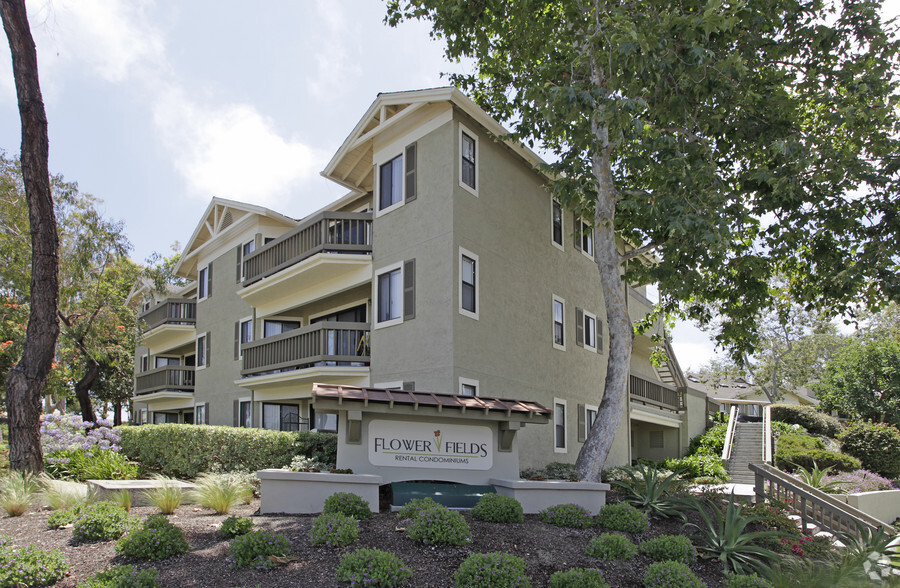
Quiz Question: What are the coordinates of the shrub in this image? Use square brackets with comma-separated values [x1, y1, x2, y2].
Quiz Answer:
[774, 433, 860, 473]
[45, 447, 140, 482]
[454, 552, 530, 587]
[585, 533, 637, 560]
[687, 498, 781, 575]
[688, 422, 729, 456]
[117, 424, 336, 478]
[73, 501, 133, 541]
[227, 530, 291, 569]
[309, 512, 359, 547]
[115, 514, 189, 560]
[642, 561, 706, 588]
[820, 468, 893, 494]
[769, 404, 841, 437]
[47, 504, 82, 529]
[396, 497, 443, 519]
[39, 475, 86, 510]
[112, 489, 132, 512]
[0, 471, 40, 516]
[283, 455, 331, 472]
[471, 493, 524, 523]
[323, 491, 373, 520]
[640, 535, 696, 564]
[665, 454, 728, 483]
[609, 463, 692, 519]
[839, 421, 900, 478]
[539, 503, 593, 529]
[544, 462, 580, 481]
[770, 420, 806, 438]
[41, 413, 121, 453]
[723, 573, 773, 588]
[80, 565, 161, 588]
[189, 472, 253, 514]
[335, 548, 413, 587]
[595, 502, 650, 534]
[142, 476, 183, 515]
[407, 507, 471, 545]
[549, 568, 609, 588]
[219, 515, 254, 539]
[0, 542, 69, 587]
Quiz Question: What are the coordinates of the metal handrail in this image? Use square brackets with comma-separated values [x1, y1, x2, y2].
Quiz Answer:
[721, 404, 739, 461]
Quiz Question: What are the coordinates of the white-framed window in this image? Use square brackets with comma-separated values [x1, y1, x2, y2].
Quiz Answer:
[551, 199, 564, 250]
[239, 239, 255, 281]
[459, 377, 479, 397]
[583, 310, 597, 352]
[459, 124, 478, 195]
[552, 295, 566, 350]
[263, 319, 300, 338]
[238, 317, 253, 359]
[579, 219, 594, 259]
[262, 402, 300, 431]
[376, 143, 417, 217]
[195, 403, 207, 425]
[196, 333, 209, 369]
[585, 404, 598, 436]
[198, 264, 211, 300]
[140, 354, 149, 372]
[554, 397, 567, 452]
[459, 247, 479, 319]
[374, 262, 403, 328]
[155, 356, 180, 368]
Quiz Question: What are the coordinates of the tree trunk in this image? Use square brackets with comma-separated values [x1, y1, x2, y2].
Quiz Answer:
[2, 0, 59, 473]
[73, 359, 99, 424]
[575, 126, 634, 482]
[112, 400, 122, 426]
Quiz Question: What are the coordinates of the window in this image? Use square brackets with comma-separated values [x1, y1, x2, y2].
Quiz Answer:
[577, 219, 593, 258]
[460, 126, 478, 194]
[237, 317, 252, 359]
[459, 248, 478, 319]
[576, 308, 598, 352]
[237, 239, 255, 281]
[554, 398, 567, 452]
[153, 412, 178, 424]
[459, 377, 479, 397]
[140, 354, 149, 372]
[552, 296, 565, 350]
[552, 200, 563, 249]
[375, 264, 403, 327]
[263, 320, 300, 338]
[379, 155, 403, 211]
[239, 400, 252, 428]
[154, 356, 180, 368]
[586, 405, 598, 435]
[262, 403, 301, 432]
[195, 403, 207, 425]
[314, 412, 338, 432]
[198, 264, 212, 299]
[578, 403, 599, 442]
[196, 333, 209, 368]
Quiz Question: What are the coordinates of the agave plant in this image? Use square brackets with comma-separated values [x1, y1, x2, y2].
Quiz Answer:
[792, 462, 849, 494]
[686, 495, 783, 575]
[609, 462, 693, 519]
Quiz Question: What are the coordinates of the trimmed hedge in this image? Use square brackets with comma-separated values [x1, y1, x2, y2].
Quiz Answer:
[774, 433, 860, 473]
[840, 422, 900, 479]
[769, 405, 841, 438]
[117, 425, 336, 478]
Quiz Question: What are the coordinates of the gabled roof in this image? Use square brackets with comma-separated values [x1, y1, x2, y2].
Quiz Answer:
[175, 197, 298, 278]
[322, 87, 545, 193]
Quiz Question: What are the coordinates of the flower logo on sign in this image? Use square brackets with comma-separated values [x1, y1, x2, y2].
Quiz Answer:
[433, 430, 442, 452]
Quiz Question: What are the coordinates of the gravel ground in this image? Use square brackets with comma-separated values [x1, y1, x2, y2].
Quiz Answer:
[0, 498, 730, 587]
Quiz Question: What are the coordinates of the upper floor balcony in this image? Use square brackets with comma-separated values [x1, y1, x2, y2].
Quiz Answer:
[134, 365, 195, 399]
[238, 322, 370, 389]
[240, 212, 373, 317]
[630, 374, 684, 414]
[138, 298, 196, 353]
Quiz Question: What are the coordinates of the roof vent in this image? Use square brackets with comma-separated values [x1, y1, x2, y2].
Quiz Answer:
[221, 211, 233, 229]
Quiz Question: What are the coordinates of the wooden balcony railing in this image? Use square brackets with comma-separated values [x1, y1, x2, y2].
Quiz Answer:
[242, 211, 372, 285]
[630, 375, 684, 412]
[139, 298, 196, 331]
[134, 366, 195, 396]
[241, 322, 370, 377]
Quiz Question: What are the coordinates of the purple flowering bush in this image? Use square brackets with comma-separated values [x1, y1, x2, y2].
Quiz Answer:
[309, 512, 359, 547]
[539, 503, 594, 529]
[406, 506, 471, 545]
[115, 515, 189, 561]
[642, 561, 706, 588]
[549, 567, 609, 587]
[226, 530, 291, 569]
[819, 469, 894, 494]
[0, 535, 69, 587]
[335, 548, 413, 586]
[453, 552, 530, 587]
[41, 413, 138, 482]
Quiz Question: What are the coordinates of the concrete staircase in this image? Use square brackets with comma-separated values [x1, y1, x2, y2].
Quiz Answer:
[726, 422, 763, 485]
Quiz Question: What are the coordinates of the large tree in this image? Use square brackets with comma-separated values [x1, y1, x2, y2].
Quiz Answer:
[387, 0, 900, 480]
[2, 0, 58, 472]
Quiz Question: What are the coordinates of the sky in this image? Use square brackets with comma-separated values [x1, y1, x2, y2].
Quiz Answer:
[2, 0, 898, 371]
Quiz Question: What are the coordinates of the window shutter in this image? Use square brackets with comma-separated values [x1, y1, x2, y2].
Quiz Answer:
[402, 381, 415, 391]
[598, 321, 604, 351]
[405, 143, 417, 202]
[577, 403, 586, 442]
[235, 245, 242, 282]
[575, 307, 584, 347]
[206, 263, 213, 297]
[205, 331, 211, 367]
[403, 259, 416, 320]
[233, 400, 239, 427]
[234, 322, 240, 360]
[574, 215, 581, 251]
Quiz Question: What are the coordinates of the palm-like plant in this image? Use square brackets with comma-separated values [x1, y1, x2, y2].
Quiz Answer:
[792, 462, 849, 494]
[686, 495, 783, 575]
[609, 462, 693, 519]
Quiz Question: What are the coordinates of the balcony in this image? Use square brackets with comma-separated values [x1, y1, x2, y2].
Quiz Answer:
[239, 322, 370, 388]
[134, 366, 195, 399]
[630, 374, 684, 414]
[138, 299, 196, 352]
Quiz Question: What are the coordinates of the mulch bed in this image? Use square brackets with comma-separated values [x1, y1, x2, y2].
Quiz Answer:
[0, 499, 729, 587]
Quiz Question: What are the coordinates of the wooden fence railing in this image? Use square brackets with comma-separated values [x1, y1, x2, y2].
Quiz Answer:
[134, 366, 195, 396]
[138, 298, 196, 331]
[241, 322, 370, 376]
[629, 375, 684, 412]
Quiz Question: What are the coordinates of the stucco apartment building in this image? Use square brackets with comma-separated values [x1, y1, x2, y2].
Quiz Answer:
[132, 87, 711, 470]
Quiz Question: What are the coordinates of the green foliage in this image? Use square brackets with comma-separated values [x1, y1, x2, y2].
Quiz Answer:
[323, 491, 373, 520]
[335, 548, 413, 587]
[0, 471, 40, 516]
[116, 424, 336, 478]
[396, 497, 443, 519]
[768, 405, 841, 438]
[792, 462, 849, 493]
[539, 503, 594, 529]
[686, 498, 782, 575]
[407, 507, 471, 545]
[219, 515, 254, 539]
[79, 565, 161, 588]
[471, 493, 524, 523]
[640, 535, 696, 564]
[665, 453, 728, 483]
[642, 561, 705, 588]
[595, 502, 650, 534]
[770, 421, 806, 439]
[142, 476, 183, 515]
[73, 501, 133, 542]
[39, 475, 87, 510]
[111, 489, 132, 512]
[723, 573, 773, 588]
[585, 533, 637, 560]
[226, 530, 291, 569]
[839, 421, 900, 479]
[609, 463, 691, 519]
[520, 461, 580, 481]
[309, 512, 359, 547]
[688, 422, 729, 457]
[0, 539, 69, 587]
[47, 504, 82, 529]
[115, 515, 189, 560]
[45, 447, 140, 482]
[189, 472, 253, 515]
[774, 433, 860, 473]
[453, 552, 530, 587]
[549, 568, 609, 588]
[743, 501, 798, 536]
